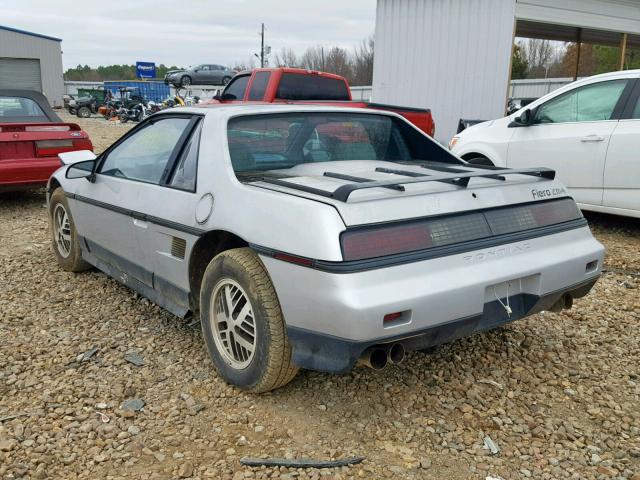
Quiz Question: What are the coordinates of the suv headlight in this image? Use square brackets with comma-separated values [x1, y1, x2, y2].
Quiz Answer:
[448, 136, 459, 150]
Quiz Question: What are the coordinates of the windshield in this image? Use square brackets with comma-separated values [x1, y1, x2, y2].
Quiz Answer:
[227, 112, 456, 173]
[0, 96, 47, 118]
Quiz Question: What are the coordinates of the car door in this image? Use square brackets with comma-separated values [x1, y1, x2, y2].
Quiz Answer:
[210, 65, 223, 84]
[195, 65, 211, 84]
[506, 79, 632, 207]
[603, 78, 640, 215]
[67, 115, 195, 291]
[130, 118, 204, 314]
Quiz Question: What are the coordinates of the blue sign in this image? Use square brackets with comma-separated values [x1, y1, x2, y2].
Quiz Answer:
[136, 61, 156, 79]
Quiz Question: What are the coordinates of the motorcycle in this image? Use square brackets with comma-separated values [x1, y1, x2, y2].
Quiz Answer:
[117, 101, 147, 123]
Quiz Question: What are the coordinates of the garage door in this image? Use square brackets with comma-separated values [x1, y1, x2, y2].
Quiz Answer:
[0, 58, 42, 91]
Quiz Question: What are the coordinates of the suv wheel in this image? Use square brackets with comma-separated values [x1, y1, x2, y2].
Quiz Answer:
[180, 75, 192, 87]
[49, 188, 91, 272]
[199, 248, 298, 393]
[76, 106, 91, 118]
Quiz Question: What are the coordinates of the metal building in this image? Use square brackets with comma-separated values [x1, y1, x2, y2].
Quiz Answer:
[372, 0, 640, 143]
[0, 25, 64, 107]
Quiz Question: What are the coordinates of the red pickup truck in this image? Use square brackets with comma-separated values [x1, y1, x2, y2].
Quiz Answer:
[208, 68, 435, 137]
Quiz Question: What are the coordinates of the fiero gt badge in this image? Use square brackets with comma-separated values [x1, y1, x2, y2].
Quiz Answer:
[531, 187, 566, 199]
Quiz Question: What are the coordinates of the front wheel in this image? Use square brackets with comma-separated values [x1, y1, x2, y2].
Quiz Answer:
[76, 106, 91, 118]
[199, 248, 298, 393]
[180, 75, 192, 87]
[49, 188, 91, 272]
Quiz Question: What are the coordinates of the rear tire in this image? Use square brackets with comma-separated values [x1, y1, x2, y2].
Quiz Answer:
[49, 188, 91, 273]
[199, 248, 298, 393]
[222, 76, 232, 85]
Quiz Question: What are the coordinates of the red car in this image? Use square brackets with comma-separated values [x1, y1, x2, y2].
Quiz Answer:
[0, 90, 93, 191]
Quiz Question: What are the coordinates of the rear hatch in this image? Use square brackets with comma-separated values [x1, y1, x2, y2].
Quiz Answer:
[0, 123, 93, 161]
[249, 160, 565, 226]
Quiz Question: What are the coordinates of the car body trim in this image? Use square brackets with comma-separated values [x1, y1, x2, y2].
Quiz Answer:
[252, 217, 588, 273]
[80, 236, 191, 316]
[285, 276, 599, 373]
[65, 192, 206, 236]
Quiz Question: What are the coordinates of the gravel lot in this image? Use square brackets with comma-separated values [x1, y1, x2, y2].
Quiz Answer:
[0, 112, 638, 480]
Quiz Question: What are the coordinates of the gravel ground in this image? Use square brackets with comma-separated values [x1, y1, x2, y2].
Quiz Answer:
[0, 112, 638, 480]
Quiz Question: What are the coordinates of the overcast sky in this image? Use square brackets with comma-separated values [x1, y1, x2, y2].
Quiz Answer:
[1, 0, 376, 70]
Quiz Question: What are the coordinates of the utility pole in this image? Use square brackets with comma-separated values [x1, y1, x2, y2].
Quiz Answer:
[260, 23, 265, 68]
[254, 23, 270, 67]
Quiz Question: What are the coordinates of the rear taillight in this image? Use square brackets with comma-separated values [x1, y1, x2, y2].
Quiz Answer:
[35, 139, 92, 157]
[72, 139, 93, 151]
[341, 199, 582, 261]
[342, 213, 490, 261]
[484, 198, 582, 235]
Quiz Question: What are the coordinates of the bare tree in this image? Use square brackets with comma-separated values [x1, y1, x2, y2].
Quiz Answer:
[351, 36, 374, 85]
[274, 48, 299, 67]
[300, 45, 327, 71]
[520, 39, 557, 78]
[324, 46, 353, 79]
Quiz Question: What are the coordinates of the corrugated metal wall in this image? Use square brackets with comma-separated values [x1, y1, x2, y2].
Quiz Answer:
[0, 29, 64, 107]
[373, 0, 517, 143]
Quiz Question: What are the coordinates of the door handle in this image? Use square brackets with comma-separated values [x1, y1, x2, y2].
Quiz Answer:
[580, 135, 605, 142]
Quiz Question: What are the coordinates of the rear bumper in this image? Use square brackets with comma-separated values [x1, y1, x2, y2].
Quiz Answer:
[286, 278, 597, 373]
[260, 226, 604, 372]
[0, 158, 60, 189]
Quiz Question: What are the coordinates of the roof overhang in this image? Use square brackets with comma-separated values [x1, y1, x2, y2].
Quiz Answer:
[516, 19, 640, 47]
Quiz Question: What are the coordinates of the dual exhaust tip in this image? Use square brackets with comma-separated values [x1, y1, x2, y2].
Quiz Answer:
[358, 293, 575, 371]
[358, 343, 405, 370]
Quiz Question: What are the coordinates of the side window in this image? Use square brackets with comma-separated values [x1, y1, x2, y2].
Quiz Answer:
[200, 65, 210, 71]
[535, 80, 628, 124]
[100, 117, 191, 184]
[169, 121, 202, 191]
[221, 75, 250, 100]
[248, 72, 271, 101]
[632, 95, 640, 119]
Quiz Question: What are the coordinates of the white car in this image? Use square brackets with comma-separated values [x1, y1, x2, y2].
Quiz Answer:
[48, 105, 604, 392]
[450, 70, 640, 218]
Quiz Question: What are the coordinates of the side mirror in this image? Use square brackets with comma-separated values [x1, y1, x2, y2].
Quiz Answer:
[65, 159, 97, 181]
[212, 89, 222, 100]
[508, 108, 533, 128]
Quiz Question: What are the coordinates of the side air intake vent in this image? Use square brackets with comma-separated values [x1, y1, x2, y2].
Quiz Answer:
[171, 237, 186, 259]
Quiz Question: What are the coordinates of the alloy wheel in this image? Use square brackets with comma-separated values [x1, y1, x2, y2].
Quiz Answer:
[53, 204, 72, 258]
[209, 279, 257, 369]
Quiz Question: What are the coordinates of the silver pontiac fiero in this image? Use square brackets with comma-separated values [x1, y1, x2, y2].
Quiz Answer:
[48, 105, 604, 392]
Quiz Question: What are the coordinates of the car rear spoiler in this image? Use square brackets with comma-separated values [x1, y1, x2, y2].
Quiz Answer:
[260, 164, 556, 203]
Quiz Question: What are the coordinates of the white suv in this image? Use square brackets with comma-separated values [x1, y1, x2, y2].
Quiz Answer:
[451, 70, 640, 218]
